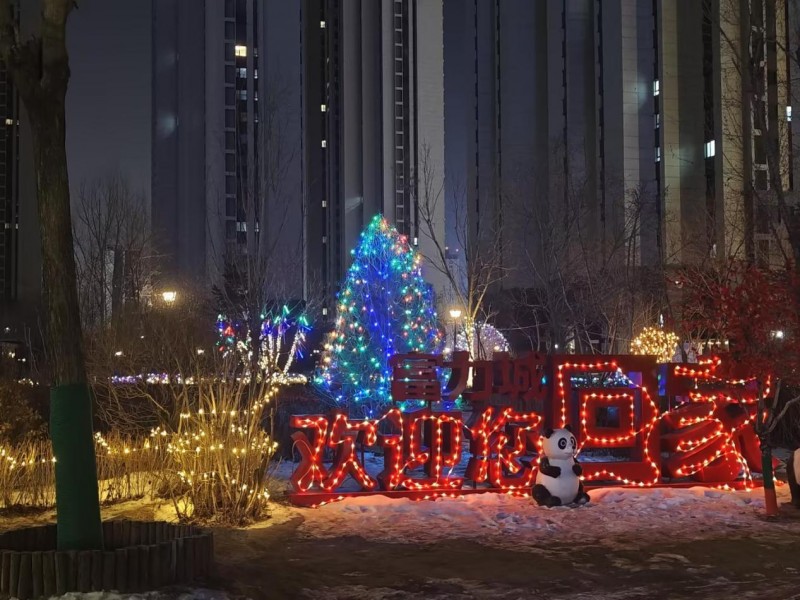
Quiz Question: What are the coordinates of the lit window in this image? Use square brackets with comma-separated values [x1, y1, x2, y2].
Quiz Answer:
[321, 104, 327, 112]
[704, 139, 716, 158]
[4, 118, 12, 126]
[322, 235, 327, 243]
[653, 79, 660, 96]
[235, 45, 247, 57]
[413, 236, 418, 246]
[320, 20, 326, 28]
[322, 200, 327, 207]
[655, 147, 661, 162]
[254, 69, 258, 79]
[321, 140, 327, 148]
[237, 89, 247, 100]
[236, 221, 247, 232]
[237, 67, 247, 78]
[655, 113, 660, 128]
[322, 307, 328, 316]
[787, 106, 792, 121]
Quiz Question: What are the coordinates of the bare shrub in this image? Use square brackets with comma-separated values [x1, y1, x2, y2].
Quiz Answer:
[155, 376, 277, 526]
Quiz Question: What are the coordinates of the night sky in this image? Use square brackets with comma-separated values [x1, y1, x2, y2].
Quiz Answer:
[66, 0, 151, 205]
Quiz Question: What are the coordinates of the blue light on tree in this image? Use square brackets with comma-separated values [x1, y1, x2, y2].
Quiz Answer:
[315, 215, 443, 418]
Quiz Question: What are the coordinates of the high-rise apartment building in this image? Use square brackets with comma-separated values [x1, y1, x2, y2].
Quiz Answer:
[152, 0, 305, 298]
[0, 25, 19, 304]
[0, 0, 40, 317]
[444, 0, 795, 289]
[152, 0, 446, 309]
[302, 0, 446, 310]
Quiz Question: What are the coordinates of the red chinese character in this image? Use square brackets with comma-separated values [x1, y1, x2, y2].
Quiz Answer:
[466, 406, 541, 489]
[376, 408, 405, 490]
[390, 353, 442, 407]
[289, 415, 329, 492]
[399, 409, 464, 490]
[323, 414, 378, 491]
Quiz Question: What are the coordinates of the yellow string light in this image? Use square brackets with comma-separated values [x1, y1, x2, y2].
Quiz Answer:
[631, 326, 680, 363]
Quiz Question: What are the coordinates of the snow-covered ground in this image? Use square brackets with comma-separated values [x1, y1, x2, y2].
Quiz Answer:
[292, 484, 798, 551]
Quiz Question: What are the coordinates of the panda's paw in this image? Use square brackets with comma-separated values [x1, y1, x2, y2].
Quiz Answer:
[543, 496, 562, 508]
[575, 492, 590, 505]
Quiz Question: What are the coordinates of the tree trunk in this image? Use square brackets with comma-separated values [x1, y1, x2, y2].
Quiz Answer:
[28, 84, 103, 552]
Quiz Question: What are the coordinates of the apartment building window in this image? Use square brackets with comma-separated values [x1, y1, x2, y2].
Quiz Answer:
[235, 45, 247, 57]
[655, 147, 661, 162]
[704, 140, 716, 158]
[237, 89, 247, 101]
[787, 106, 792, 122]
[653, 79, 660, 96]
[237, 68, 247, 79]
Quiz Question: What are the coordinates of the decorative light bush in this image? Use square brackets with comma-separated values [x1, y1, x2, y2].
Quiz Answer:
[155, 377, 278, 525]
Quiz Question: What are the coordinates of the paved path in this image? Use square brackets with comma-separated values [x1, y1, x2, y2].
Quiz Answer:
[210, 508, 800, 599]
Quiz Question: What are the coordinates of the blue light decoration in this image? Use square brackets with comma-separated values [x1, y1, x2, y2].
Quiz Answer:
[216, 304, 312, 381]
[314, 214, 443, 418]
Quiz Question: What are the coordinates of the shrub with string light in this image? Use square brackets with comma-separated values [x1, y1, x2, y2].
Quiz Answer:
[631, 326, 680, 363]
[216, 304, 310, 385]
[315, 215, 443, 418]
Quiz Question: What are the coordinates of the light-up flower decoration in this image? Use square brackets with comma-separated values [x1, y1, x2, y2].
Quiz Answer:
[631, 326, 680, 363]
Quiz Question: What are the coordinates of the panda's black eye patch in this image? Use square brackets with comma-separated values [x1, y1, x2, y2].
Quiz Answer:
[570, 437, 576, 448]
[558, 438, 567, 449]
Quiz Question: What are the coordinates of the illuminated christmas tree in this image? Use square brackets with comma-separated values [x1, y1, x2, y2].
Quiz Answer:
[315, 215, 443, 417]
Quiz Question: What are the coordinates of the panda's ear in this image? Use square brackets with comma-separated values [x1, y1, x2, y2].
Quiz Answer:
[544, 428, 554, 438]
[564, 424, 573, 433]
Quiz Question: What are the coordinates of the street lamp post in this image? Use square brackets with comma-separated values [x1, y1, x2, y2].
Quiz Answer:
[448, 308, 462, 353]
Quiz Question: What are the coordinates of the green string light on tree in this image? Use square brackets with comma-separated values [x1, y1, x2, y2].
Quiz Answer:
[315, 214, 443, 418]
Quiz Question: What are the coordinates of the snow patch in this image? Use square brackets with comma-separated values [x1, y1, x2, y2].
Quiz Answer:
[296, 486, 796, 551]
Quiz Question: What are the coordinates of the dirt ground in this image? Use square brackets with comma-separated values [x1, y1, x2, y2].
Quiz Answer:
[206, 502, 800, 600]
[1, 498, 799, 599]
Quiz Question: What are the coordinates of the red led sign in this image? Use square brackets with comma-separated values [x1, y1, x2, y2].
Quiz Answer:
[289, 353, 768, 507]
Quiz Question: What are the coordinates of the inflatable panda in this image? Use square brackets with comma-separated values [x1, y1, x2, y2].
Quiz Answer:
[788, 449, 800, 508]
[533, 426, 590, 507]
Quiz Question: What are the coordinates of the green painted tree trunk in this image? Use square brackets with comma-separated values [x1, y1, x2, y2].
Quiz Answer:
[0, 0, 103, 550]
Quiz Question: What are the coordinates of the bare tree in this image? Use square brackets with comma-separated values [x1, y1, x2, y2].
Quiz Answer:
[73, 173, 155, 329]
[506, 148, 666, 355]
[0, 0, 102, 549]
[208, 81, 319, 389]
[415, 143, 508, 359]
[714, 0, 797, 268]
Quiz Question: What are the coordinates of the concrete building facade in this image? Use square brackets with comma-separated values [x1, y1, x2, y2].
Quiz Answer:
[444, 0, 795, 290]
[152, 0, 446, 310]
[0, 0, 41, 322]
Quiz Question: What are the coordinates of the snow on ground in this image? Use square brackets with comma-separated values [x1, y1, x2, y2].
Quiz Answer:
[295, 485, 799, 551]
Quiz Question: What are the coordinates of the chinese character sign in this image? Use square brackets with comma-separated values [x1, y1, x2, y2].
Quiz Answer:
[288, 353, 770, 505]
